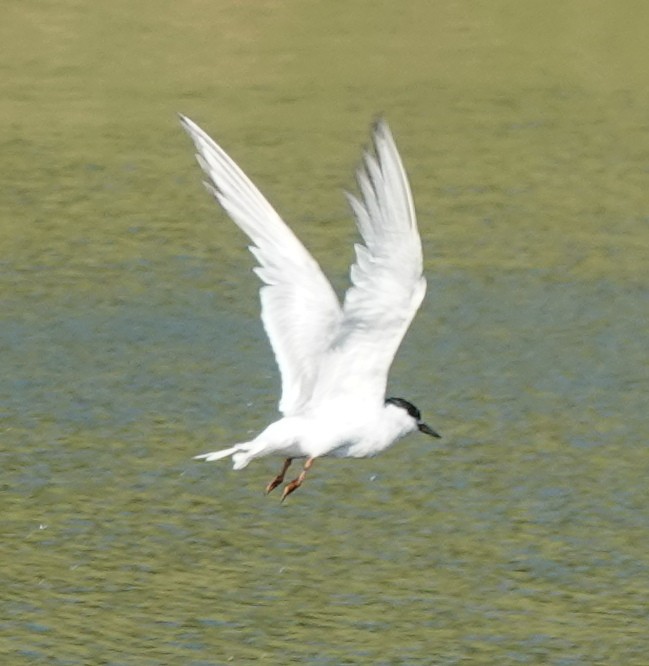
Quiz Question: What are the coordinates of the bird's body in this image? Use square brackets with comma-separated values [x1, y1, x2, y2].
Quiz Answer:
[180, 115, 440, 500]
[200, 398, 419, 469]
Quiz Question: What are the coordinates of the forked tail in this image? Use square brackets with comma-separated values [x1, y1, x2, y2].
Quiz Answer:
[193, 443, 252, 470]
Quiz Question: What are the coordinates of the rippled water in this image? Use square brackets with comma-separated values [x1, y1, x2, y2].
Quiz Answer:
[3, 1, 649, 664]
[4, 269, 648, 663]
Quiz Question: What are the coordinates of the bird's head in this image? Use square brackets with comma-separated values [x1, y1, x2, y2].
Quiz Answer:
[385, 397, 441, 438]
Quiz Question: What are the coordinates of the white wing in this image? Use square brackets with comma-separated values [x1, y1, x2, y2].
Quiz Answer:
[309, 120, 427, 407]
[180, 115, 342, 415]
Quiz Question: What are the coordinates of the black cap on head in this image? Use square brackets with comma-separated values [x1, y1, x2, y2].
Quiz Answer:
[385, 397, 441, 438]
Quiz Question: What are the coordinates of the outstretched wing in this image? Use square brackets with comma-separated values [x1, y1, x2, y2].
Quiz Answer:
[310, 120, 427, 406]
[180, 115, 342, 415]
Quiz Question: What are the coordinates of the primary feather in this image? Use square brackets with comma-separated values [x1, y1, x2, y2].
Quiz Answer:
[311, 121, 426, 406]
[180, 116, 342, 416]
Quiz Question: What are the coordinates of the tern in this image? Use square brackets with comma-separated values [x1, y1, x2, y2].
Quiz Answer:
[181, 115, 440, 501]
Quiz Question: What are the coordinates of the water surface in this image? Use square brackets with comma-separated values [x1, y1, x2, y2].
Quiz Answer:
[2, 2, 649, 663]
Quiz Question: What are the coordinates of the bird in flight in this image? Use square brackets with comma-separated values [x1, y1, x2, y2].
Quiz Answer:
[180, 115, 440, 501]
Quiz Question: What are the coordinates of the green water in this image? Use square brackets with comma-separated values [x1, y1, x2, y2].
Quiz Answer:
[2, 2, 649, 663]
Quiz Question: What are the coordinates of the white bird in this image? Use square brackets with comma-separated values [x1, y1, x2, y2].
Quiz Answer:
[180, 115, 440, 501]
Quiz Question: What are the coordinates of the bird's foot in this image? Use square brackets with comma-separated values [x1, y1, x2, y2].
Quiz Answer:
[265, 475, 284, 495]
[265, 458, 292, 495]
[280, 477, 303, 502]
[280, 457, 314, 503]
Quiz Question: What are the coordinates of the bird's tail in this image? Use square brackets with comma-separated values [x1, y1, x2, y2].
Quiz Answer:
[193, 443, 253, 469]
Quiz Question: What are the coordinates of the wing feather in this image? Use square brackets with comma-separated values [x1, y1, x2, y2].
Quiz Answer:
[180, 115, 342, 415]
[181, 116, 425, 414]
[309, 120, 426, 406]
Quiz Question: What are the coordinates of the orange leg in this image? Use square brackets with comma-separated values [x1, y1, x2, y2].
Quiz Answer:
[265, 458, 292, 495]
[281, 457, 314, 502]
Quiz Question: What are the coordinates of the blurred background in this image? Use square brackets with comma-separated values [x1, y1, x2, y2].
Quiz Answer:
[2, 1, 648, 663]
